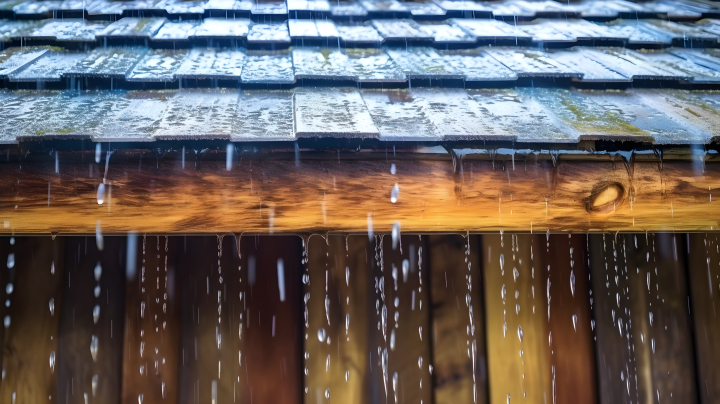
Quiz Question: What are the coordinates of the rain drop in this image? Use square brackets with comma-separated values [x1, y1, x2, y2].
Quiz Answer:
[97, 184, 105, 205]
[317, 328, 326, 342]
[390, 184, 399, 203]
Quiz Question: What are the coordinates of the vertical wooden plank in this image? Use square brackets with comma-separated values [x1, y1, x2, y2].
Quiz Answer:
[686, 233, 720, 404]
[427, 234, 488, 404]
[538, 234, 597, 404]
[177, 236, 244, 404]
[240, 235, 302, 404]
[177, 235, 301, 404]
[482, 233, 551, 404]
[589, 233, 697, 404]
[121, 235, 181, 404]
[57, 237, 126, 404]
[0, 236, 65, 404]
[304, 235, 374, 404]
[367, 235, 432, 404]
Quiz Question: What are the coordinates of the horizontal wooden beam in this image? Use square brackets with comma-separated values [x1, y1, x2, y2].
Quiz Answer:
[0, 150, 719, 233]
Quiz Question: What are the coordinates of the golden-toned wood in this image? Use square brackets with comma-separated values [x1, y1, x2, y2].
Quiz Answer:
[589, 233, 697, 404]
[0, 151, 719, 233]
[57, 237, 126, 404]
[305, 235, 374, 404]
[686, 233, 720, 404]
[0, 237, 64, 404]
[539, 235, 597, 404]
[427, 235, 488, 404]
[121, 235, 180, 404]
[482, 234, 551, 404]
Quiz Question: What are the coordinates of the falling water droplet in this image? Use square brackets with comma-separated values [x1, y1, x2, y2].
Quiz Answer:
[651, 338, 656, 353]
[90, 335, 99, 362]
[96, 221, 104, 251]
[93, 305, 100, 324]
[402, 259, 409, 282]
[325, 389, 330, 399]
[517, 325, 523, 342]
[92, 375, 98, 397]
[138, 393, 143, 404]
[49, 351, 55, 373]
[226, 143, 233, 171]
[3, 315, 10, 328]
[51, 261, 55, 275]
[94, 263, 102, 281]
[7, 253, 14, 269]
[649, 312, 654, 326]
[5, 283, 12, 295]
[501, 284, 506, 302]
[277, 258, 286, 302]
[317, 328, 326, 342]
[9, 237, 14, 245]
[513, 267, 519, 282]
[418, 356, 423, 369]
[94, 286, 101, 298]
[572, 314, 577, 332]
[499, 254, 505, 275]
[570, 270, 575, 297]
[95, 143, 102, 164]
[49, 298, 55, 316]
[392, 222, 401, 250]
[390, 329, 396, 351]
[97, 184, 105, 205]
[390, 184, 399, 203]
[390, 164, 396, 175]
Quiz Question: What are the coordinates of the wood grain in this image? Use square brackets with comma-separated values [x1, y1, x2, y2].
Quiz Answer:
[686, 233, 720, 404]
[0, 151, 719, 233]
[304, 235, 375, 404]
[589, 233, 697, 404]
[482, 234, 552, 404]
[427, 235, 488, 404]
[0, 237, 64, 404]
[539, 234, 597, 404]
[176, 235, 302, 404]
[120, 235, 181, 404]
[366, 235, 432, 404]
[57, 237, 126, 404]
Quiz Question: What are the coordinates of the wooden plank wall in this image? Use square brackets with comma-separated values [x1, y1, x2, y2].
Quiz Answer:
[120, 235, 181, 404]
[427, 235, 488, 404]
[482, 233, 597, 404]
[0, 233, 717, 404]
[0, 237, 64, 404]
[686, 233, 720, 404]
[1, 152, 720, 234]
[589, 233, 697, 404]
[57, 237, 126, 404]
[176, 235, 303, 404]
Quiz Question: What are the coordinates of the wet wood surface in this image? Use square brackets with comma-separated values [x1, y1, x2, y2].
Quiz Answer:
[0, 151, 719, 234]
[368, 235, 432, 404]
[305, 235, 375, 404]
[57, 237, 126, 404]
[427, 235, 487, 404]
[589, 233, 697, 404]
[176, 235, 303, 404]
[0, 237, 64, 404]
[120, 235, 181, 404]
[686, 233, 720, 404]
[539, 234, 597, 404]
[482, 234, 552, 404]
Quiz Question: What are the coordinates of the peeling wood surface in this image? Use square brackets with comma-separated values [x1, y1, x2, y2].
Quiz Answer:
[0, 152, 719, 234]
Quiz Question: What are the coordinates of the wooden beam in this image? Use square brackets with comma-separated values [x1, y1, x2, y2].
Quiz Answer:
[589, 233, 697, 404]
[57, 237, 126, 404]
[427, 235, 488, 404]
[0, 151, 719, 233]
[686, 233, 720, 404]
[0, 237, 64, 404]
